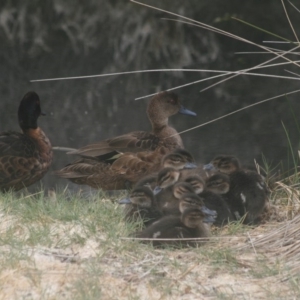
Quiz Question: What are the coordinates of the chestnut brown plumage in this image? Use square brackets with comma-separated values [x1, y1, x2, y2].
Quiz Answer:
[0, 91, 52, 192]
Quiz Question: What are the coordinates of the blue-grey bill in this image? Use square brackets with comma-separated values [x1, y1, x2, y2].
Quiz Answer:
[203, 214, 217, 224]
[179, 106, 197, 116]
[184, 162, 197, 169]
[118, 197, 132, 204]
[203, 163, 216, 171]
[153, 186, 162, 195]
[202, 206, 217, 216]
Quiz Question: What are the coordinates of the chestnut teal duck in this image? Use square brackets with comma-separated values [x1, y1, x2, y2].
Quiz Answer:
[0, 91, 52, 192]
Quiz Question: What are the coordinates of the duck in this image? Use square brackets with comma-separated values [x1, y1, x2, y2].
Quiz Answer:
[118, 186, 163, 227]
[209, 155, 269, 224]
[183, 174, 234, 226]
[0, 91, 52, 192]
[156, 180, 195, 215]
[68, 91, 196, 158]
[151, 149, 197, 194]
[134, 207, 210, 248]
[54, 92, 196, 190]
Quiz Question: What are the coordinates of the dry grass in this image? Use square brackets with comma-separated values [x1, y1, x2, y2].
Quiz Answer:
[0, 176, 300, 300]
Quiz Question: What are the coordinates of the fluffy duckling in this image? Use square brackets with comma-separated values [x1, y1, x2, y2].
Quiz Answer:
[0, 91, 52, 192]
[205, 173, 230, 194]
[183, 174, 233, 226]
[156, 181, 195, 215]
[178, 192, 217, 224]
[54, 92, 197, 190]
[210, 155, 269, 224]
[134, 207, 210, 248]
[184, 174, 205, 194]
[118, 186, 162, 227]
[152, 150, 197, 194]
[161, 149, 197, 170]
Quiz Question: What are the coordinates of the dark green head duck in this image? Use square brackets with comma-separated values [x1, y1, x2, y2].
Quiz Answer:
[0, 91, 52, 192]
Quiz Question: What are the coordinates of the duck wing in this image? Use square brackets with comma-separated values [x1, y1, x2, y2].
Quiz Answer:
[0, 132, 43, 191]
[68, 131, 162, 158]
[54, 151, 163, 190]
[0, 132, 36, 157]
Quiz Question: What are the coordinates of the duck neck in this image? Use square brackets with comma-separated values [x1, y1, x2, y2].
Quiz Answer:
[23, 127, 53, 162]
[147, 105, 183, 148]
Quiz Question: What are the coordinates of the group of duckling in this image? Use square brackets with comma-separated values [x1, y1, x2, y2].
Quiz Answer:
[117, 149, 269, 247]
[0, 90, 270, 248]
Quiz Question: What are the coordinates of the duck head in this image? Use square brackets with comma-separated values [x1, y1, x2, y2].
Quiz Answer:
[153, 167, 180, 194]
[172, 182, 195, 199]
[118, 186, 154, 208]
[18, 91, 45, 131]
[162, 152, 197, 170]
[210, 155, 241, 174]
[205, 173, 230, 194]
[181, 208, 205, 228]
[184, 175, 205, 194]
[179, 193, 217, 223]
[147, 92, 196, 126]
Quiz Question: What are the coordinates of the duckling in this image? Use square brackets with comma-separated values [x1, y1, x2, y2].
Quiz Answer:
[0, 91, 52, 192]
[156, 181, 195, 215]
[178, 192, 217, 224]
[134, 207, 210, 248]
[205, 173, 230, 195]
[54, 92, 196, 190]
[152, 150, 197, 194]
[68, 91, 196, 158]
[184, 174, 205, 194]
[118, 186, 162, 227]
[183, 174, 233, 226]
[210, 155, 269, 224]
[160, 149, 197, 170]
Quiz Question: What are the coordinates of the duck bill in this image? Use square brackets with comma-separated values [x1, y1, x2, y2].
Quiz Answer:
[179, 106, 197, 116]
[153, 186, 162, 195]
[203, 163, 217, 171]
[201, 206, 217, 216]
[184, 162, 197, 169]
[201, 206, 217, 224]
[118, 197, 132, 204]
[203, 214, 217, 224]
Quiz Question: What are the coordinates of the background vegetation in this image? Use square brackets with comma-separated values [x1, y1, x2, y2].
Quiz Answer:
[0, 0, 299, 191]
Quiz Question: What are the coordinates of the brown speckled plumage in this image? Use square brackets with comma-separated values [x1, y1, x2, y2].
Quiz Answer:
[55, 92, 196, 190]
[0, 92, 52, 192]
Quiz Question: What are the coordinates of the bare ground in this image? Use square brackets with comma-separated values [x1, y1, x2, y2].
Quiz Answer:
[0, 197, 299, 300]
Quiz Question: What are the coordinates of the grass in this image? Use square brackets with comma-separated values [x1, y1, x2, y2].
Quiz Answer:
[0, 181, 300, 299]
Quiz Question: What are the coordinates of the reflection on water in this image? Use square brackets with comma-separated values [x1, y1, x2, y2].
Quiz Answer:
[0, 1, 299, 192]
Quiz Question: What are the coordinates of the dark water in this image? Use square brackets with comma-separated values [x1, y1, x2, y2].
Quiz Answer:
[0, 0, 299, 192]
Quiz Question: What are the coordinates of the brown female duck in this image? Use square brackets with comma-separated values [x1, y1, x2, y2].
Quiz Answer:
[68, 91, 196, 158]
[54, 92, 196, 190]
[209, 155, 269, 224]
[0, 91, 52, 192]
